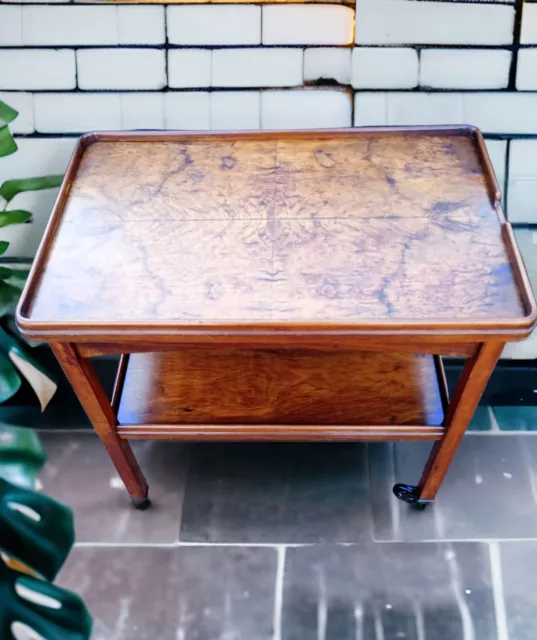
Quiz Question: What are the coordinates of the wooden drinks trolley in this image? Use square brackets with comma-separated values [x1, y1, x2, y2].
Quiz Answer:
[16, 127, 537, 510]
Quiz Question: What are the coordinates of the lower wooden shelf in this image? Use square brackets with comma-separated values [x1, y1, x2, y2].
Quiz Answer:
[114, 350, 447, 441]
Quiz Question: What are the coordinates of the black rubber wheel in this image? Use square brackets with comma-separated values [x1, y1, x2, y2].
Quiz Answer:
[132, 497, 152, 510]
[392, 483, 420, 504]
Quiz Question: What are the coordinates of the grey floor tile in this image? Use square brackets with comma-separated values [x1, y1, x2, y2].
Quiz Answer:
[493, 405, 537, 431]
[180, 442, 373, 543]
[282, 543, 496, 640]
[500, 541, 537, 640]
[58, 546, 276, 640]
[370, 435, 537, 541]
[39, 432, 189, 543]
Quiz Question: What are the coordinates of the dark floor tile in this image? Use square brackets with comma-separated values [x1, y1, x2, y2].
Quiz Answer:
[467, 406, 495, 431]
[58, 546, 276, 640]
[39, 432, 189, 543]
[282, 543, 496, 640]
[370, 435, 537, 541]
[500, 541, 537, 640]
[180, 442, 372, 543]
[493, 406, 537, 431]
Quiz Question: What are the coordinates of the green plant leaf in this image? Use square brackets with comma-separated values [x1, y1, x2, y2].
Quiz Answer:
[0, 210, 32, 227]
[0, 281, 21, 317]
[0, 350, 21, 404]
[0, 175, 63, 204]
[0, 100, 18, 126]
[0, 425, 45, 489]
[0, 327, 57, 410]
[0, 241, 9, 256]
[0, 267, 13, 281]
[0, 125, 17, 158]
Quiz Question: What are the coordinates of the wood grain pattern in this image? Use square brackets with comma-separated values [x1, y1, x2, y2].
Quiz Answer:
[116, 350, 445, 427]
[17, 128, 535, 344]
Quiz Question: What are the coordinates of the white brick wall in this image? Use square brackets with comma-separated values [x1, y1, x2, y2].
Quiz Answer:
[516, 49, 537, 91]
[521, 3, 537, 44]
[0, 6, 22, 45]
[212, 49, 303, 88]
[261, 89, 351, 129]
[0, 50, 75, 91]
[352, 48, 418, 89]
[21, 6, 165, 46]
[304, 48, 351, 85]
[263, 5, 353, 45]
[355, 92, 537, 135]
[211, 92, 261, 130]
[120, 94, 165, 130]
[508, 140, 537, 223]
[0, 137, 77, 257]
[420, 50, 511, 90]
[168, 50, 212, 89]
[77, 49, 166, 91]
[167, 5, 261, 45]
[0, 91, 33, 133]
[34, 93, 122, 133]
[355, 1, 515, 45]
[164, 92, 211, 130]
[485, 140, 507, 192]
[117, 6, 164, 45]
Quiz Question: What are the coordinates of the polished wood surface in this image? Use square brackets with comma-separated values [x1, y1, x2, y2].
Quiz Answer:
[17, 128, 536, 343]
[17, 127, 537, 506]
[117, 350, 445, 427]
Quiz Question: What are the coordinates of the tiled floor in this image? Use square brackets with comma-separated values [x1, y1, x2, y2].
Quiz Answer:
[38, 423, 537, 640]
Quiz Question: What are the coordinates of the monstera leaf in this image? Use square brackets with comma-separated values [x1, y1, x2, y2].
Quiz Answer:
[0, 98, 62, 408]
[0, 426, 92, 640]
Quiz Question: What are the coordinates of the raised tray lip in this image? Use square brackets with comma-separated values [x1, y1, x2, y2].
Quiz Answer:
[16, 125, 537, 343]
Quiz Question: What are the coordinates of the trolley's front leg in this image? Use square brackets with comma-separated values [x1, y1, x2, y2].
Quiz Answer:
[393, 341, 504, 507]
[51, 342, 150, 509]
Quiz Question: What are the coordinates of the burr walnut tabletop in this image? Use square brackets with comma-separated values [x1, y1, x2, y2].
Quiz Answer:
[16, 127, 536, 509]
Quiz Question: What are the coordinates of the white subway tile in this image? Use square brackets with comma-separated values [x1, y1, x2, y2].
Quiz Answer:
[167, 5, 261, 45]
[420, 49, 511, 89]
[22, 6, 118, 45]
[212, 49, 303, 88]
[484, 139, 507, 191]
[0, 92, 34, 133]
[34, 93, 121, 133]
[120, 93, 165, 130]
[261, 89, 351, 129]
[168, 50, 212, 89]
[351, 47, 418, 89]
[263, 5, 353, 45]
[77, 49, 166, 91]
[354, 92, 387, 126]
[118, 6, 165, 45]
[304, 48, 351, 85]
[387, 92, 464, 126]
[164, 92, 210, 130]
[463, 92, 537, 134]
[211, 91, 261, 130]
[355, 1, 514, 45]
[0, 6, 22, 45]
[517, 49, 537, 90]
[0, 50, 75, 90]
[521, 3, 537, 44]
